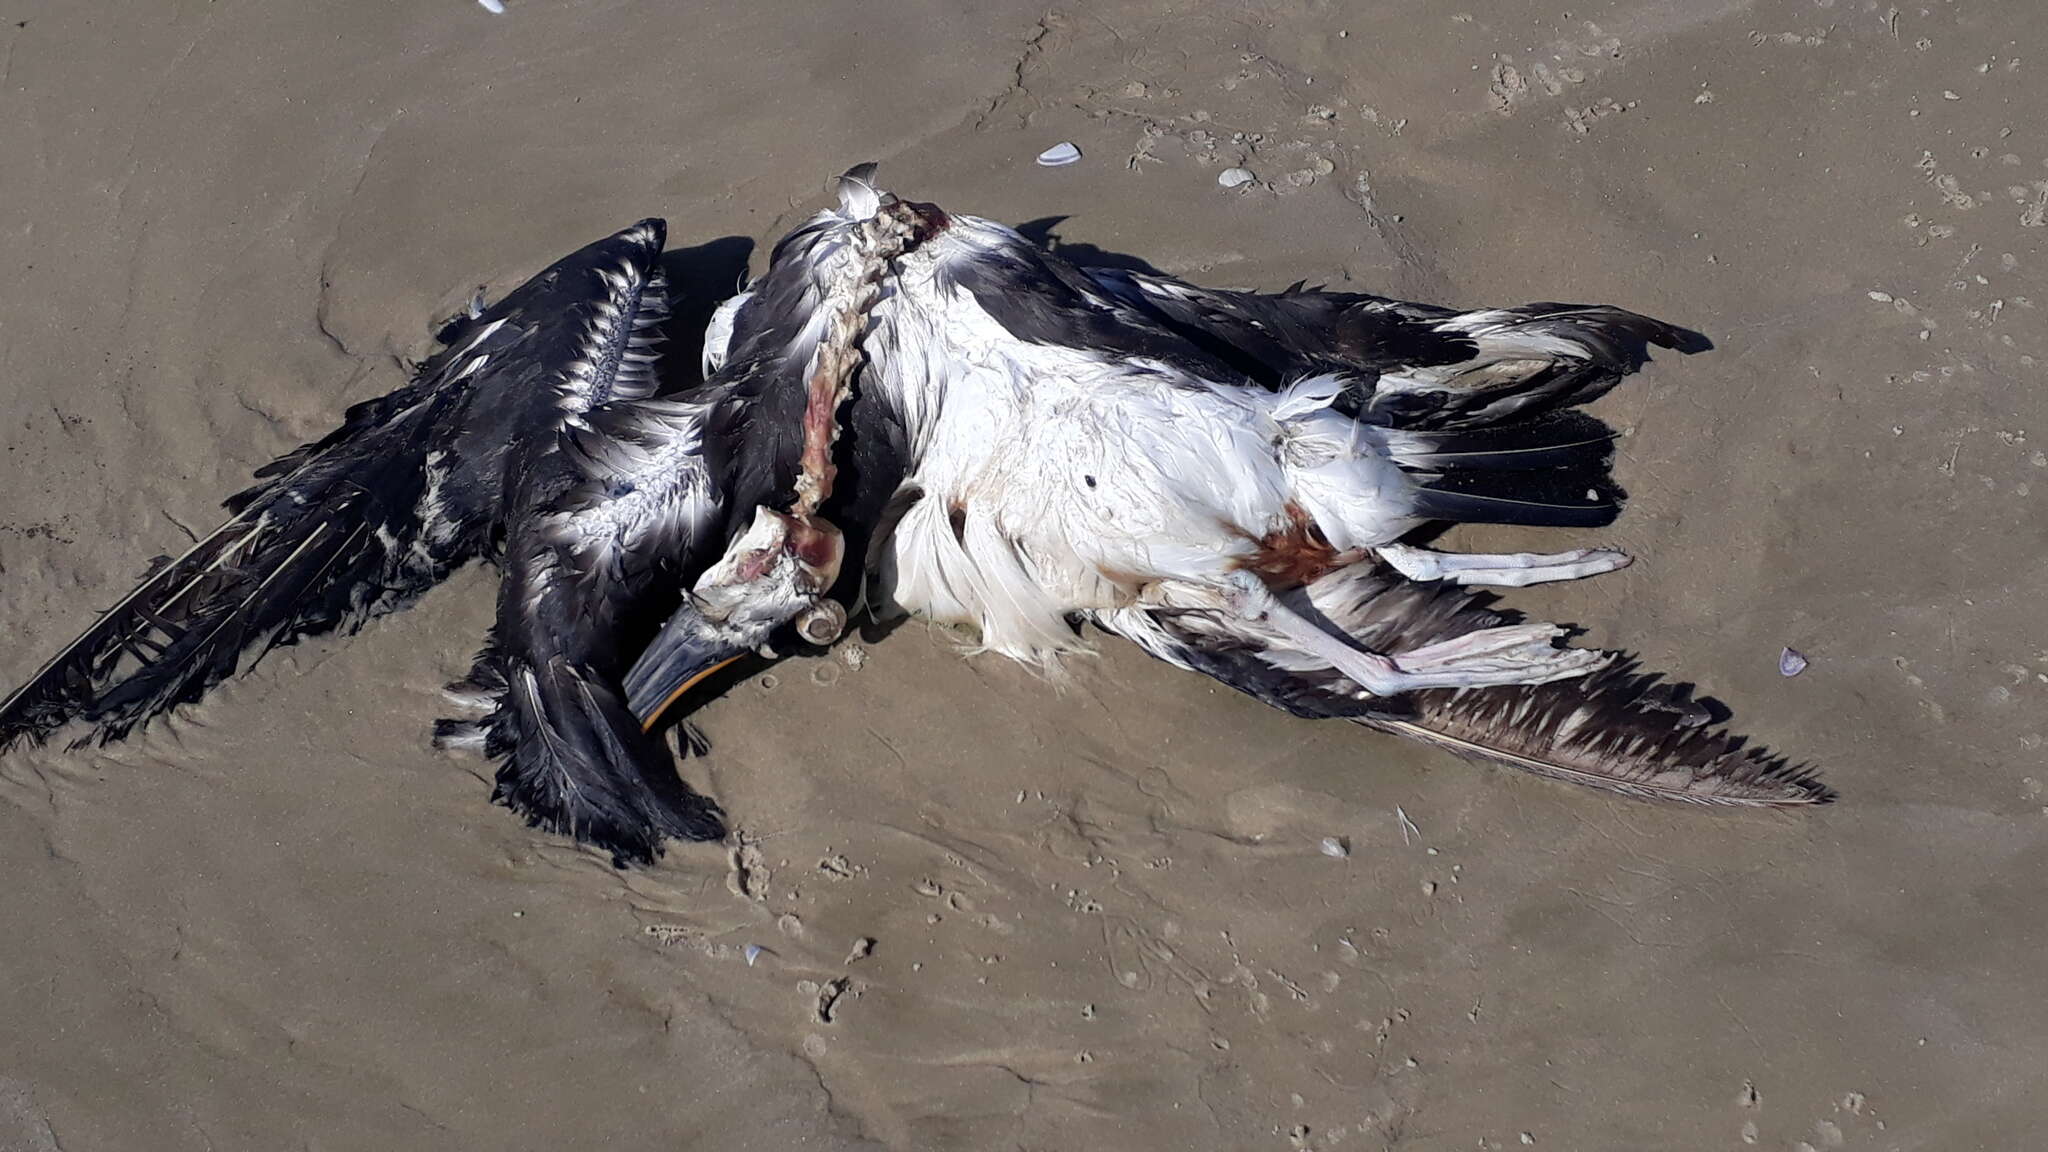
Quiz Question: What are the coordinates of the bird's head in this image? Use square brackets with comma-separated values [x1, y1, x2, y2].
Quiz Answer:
[693, 506, 845, 633]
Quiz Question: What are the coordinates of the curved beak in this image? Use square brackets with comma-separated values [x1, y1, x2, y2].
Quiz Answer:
[623, 615, 750, 733]
[624, 508, 845, 732]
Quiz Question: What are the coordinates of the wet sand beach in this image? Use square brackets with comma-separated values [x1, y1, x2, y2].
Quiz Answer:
[2, 2, 2044, 1148]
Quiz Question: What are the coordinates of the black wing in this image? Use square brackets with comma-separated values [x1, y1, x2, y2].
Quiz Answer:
[442, 350, 816, 864]
[1085, 268, 1710, 428]
[0, 218, 670, 750]
[1098, 565, 1828, 806]
[931, 222, 1257, 386]
[439, 397, 732, 864]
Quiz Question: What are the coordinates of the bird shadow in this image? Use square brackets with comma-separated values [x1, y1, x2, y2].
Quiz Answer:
[656, 235, 756, 396]
[1013, 216, 1172, 276]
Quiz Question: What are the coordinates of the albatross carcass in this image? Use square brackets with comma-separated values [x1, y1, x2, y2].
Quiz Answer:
[638, 168, 1826, 808]
[0, 166, 1824, 874]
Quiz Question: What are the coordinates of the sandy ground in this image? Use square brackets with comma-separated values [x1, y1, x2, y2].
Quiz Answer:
[1, 0, 2044, 1148]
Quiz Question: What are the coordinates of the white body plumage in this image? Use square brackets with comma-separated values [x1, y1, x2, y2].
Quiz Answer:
[864, 222, 1422, 666]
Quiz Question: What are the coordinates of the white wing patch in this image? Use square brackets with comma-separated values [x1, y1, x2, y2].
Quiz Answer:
[550, 400, 720, 582]
[558, 261, 670, 412]
[1374, 309, 1594, 398]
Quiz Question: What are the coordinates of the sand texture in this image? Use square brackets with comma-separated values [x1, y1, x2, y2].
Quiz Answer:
[3, 1, 2045, 1148]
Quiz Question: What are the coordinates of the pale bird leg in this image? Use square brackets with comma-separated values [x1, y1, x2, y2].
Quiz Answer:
[1221, 571, 1606, 695]
[1386, 623, 1610, 687]
[1377, 543, 1632, 588]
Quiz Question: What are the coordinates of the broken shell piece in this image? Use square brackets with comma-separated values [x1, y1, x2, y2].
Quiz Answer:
[1779, 647, 1809, 677]
[1218, 167, 1256, 189]
[477, 0, 506, 12]
[1320, 836, 1350, 859]
[1036, 142, 1083, 167]
[744, 944, 765, 966]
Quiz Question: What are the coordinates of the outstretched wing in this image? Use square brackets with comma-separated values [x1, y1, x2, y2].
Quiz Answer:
[1098, 564, 1829, 806]
[0, 218, 671, 750]
[1084, 268, 1710, 428]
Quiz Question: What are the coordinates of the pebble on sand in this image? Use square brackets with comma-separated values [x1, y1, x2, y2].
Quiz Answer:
[1218, 167, 1255, 188]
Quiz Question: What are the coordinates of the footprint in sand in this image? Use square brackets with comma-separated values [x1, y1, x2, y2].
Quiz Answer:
[1739, 1083, 1883, 1149]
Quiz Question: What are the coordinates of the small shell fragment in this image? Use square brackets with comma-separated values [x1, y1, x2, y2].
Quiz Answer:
[1036, 142, 1083, 167]
[477, 0, 506, 12]
[1218, 167, 1256, 188]
[1320, 836, 1350, 859]
[1779, 647, 1809, 677]
[744, 944, 764, 966]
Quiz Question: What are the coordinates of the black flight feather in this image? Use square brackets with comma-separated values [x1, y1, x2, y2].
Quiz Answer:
[1104, 566, 1828, 807]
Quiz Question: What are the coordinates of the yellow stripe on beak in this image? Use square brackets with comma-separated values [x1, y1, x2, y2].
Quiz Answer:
[639, 655, 745, 733]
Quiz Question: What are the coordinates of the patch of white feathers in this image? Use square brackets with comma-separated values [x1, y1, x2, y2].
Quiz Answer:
[862, 217, 1424, 671]
[558, 261, 668, 411]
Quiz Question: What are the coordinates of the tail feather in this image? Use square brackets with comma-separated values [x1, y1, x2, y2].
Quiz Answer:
[1099, 564, 1828, 807]
[1382, 411, 1617, 472]
[1381, 410, 1627, 529]
[1406, 471, 1625, 529]
[1, 399, 471, 750]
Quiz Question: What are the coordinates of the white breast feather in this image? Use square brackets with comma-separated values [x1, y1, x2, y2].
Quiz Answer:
[869, 223, 1426, 668]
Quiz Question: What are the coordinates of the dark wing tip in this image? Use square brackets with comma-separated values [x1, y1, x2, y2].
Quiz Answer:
[1658, 323, 1714, 355]
[0, 716, 55, 754]
[1760, 759, 1836, 804]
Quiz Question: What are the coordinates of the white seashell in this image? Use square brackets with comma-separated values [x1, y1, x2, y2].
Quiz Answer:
[1036, 142, 1083, 167]
[477, 0, 506, 11]
[1218, 167, 1255, 188]
[744, 944, 763, 966]
[1779, 647, 1809, 677]
[1320, 836, 1350, 859]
